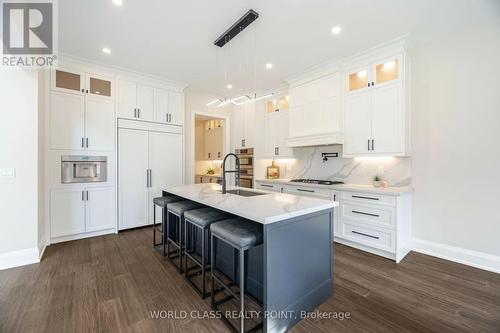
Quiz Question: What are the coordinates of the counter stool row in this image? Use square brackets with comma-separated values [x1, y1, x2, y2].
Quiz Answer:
[153, 195, 263, 333]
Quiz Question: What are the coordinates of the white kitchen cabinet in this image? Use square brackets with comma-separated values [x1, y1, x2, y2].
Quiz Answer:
[50, 189, 86, 238]
[86, 187, 116, 232]
[49, 91, 85, 150]
[168, 91, 184, 126]
[118, 127, 183, 230]
[287, 73, 342, 147]
[343, 53, 408, 157]
[86, 73, 113, 99]
[118, 129, 150, 230]
[137, 85, 154, 121]
[51, 69, 85, 95]
[50, 187, 115, 239]
[233, 102, 255, 149]
[85, 96, 115, 151]
[265, 110, 292, 158]
[118, 80, 138, 119]
[204, 122, 224, 160]
[154, 88, 169, 123]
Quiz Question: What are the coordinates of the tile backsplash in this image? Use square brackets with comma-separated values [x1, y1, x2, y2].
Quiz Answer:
[256, 145, 411, 187]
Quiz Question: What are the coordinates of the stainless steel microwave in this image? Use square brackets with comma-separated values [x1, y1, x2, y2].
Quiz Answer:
[61, 155, 107, 184]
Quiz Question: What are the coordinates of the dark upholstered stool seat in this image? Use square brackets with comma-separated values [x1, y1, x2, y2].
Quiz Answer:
[184, 207, 230, 228]
[211, 218, 263, 249]
[168, 201, 203, 216]
[153, 195, 182, 207]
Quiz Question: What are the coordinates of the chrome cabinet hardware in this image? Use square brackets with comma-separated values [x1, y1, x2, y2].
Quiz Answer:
[352, 195, 379, 200]
[352, 230, 379, 239]
[297, 188, 315, 193]
[352, 210, 379, 217]
[260, 184, 273, 188]
[371, 139, 374, 150]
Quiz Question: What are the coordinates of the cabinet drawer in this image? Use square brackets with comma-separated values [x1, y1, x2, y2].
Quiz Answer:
[284, 185, 331, 199]
[341, 191, 396, 206]
[341, 222, 395, 253]
[340, 202, 395, 229]
[255, 182, 282, 193]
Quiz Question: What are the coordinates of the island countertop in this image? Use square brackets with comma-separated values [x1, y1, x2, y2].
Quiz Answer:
[163, 183, 337, 224]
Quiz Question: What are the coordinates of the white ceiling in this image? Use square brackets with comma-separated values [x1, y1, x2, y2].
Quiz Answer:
[60, 0, 465, 96]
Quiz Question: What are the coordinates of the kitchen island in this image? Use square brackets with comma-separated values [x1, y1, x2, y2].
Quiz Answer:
[163, 183, 338, 333]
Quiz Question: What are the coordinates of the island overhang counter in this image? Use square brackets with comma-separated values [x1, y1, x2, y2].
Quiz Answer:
[162, 183, 338, 333]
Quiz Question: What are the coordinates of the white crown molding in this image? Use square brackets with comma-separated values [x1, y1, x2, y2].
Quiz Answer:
[58, 52, 189, 92]
[286, 57, 344, 87]
[412, 237, 500, 274]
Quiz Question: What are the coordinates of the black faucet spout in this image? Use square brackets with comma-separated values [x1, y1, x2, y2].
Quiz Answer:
[221, 153, 240, 194]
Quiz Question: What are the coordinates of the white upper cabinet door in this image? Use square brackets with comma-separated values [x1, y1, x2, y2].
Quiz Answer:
[86, 73, 113, 100]
[118, 129, 149, 230]
[149, 131, 183, 199]
[276, 111, 293, 157]
[344, 91, 372, 155]
[118, 80, 137, 119]
[137, 85, 155, 121]
[51, 69, 85, 95]
[243, 102, 255, 148]
[372, 55, 402, 89]
[85, 187, 115, 232]
[154, 88, 169, 124]
[168, 91, 184, 126]
[232, 106, 245, 150]
[50, 189, 86, 238]
[371, 83, 403, 154]
[85, 96, 115, 151]
[50, 91, 85, 150]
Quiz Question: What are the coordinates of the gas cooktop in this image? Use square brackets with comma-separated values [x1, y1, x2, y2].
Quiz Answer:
[290, 179, 344, 186]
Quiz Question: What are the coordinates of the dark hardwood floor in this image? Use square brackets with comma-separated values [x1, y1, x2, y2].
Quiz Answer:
[1, 227, 499, 333]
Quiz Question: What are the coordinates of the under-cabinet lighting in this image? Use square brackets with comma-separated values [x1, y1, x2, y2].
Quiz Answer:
[275, 158, 296, 164]
[234, 93, 274, 106]
[354, 156, 395, 162]
[383, 61, 395, 71]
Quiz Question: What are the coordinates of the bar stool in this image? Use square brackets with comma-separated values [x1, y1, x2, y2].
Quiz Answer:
[152, 195, 182, 251]
[210, 218, 263, 333]
[166, 200, 203, 273]
[183, 207, 231, 298]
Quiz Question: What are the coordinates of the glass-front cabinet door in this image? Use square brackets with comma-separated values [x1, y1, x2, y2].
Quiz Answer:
[86, 73, 113, 99]
[347, 66, 370, 93]
[51, 69, 85, 95]
[373, 55, 401, 87]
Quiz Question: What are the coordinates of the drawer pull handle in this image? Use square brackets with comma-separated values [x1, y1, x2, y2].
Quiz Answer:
[352, 195, 379, 200]
[260, 184, 273, 188]
[352, 230, 379, 239]
[352, 210, 380, 217]
[297, 188, 315, 193]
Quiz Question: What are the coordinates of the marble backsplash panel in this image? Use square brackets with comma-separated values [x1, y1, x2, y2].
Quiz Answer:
[259, 145, 411, 187]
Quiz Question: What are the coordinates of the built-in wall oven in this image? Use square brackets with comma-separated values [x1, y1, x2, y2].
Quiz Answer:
[235, 148, 254, 188]
[61, 155, 107, 184]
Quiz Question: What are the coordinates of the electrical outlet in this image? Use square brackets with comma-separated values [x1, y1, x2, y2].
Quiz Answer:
[0, 168, 16, 178]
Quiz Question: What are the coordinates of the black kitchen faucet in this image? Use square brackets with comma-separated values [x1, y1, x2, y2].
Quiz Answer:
[221, 153, 240, 194]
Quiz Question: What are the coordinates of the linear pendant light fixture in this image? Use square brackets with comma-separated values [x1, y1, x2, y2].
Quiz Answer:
[206, 98, 223, 106]
[214, 9, 259, 48]
[217, 95, 248, 107]
[234, 93, 274, 106]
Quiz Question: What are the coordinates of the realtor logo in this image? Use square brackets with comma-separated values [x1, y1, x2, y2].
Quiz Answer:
[1, 0, 58, 68]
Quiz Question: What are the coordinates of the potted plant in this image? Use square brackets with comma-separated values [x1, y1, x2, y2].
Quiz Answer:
[373, 175, 382, 187]
[206, 167, 215, 175]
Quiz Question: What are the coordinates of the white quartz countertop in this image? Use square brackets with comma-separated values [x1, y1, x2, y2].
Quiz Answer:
[255, 178, 412, 195]
[163, 183, 337, 224]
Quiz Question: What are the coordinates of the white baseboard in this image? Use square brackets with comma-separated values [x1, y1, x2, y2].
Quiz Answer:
[411, 237, 500, 274]
[0, 247, 40, 270]
[38, 233, 48, 260]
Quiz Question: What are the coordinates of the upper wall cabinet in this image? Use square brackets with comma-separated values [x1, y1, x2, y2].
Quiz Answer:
[118, 79, 184, 126]
[232, 102, 255, 150]
[343, 52, 409, 157]
[49, 69, 115, 151]
[287, 72, 343, 147]
[51, 69, 113, 99]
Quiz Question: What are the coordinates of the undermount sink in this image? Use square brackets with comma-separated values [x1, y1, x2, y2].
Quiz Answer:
[221, 189, 268, 197]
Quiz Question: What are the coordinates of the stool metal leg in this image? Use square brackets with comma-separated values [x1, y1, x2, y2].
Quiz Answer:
[240, 249, 245, 333]
[210, 234, 216, 307]
[201, 228, 206, 297]
[183, 215, 188, 274]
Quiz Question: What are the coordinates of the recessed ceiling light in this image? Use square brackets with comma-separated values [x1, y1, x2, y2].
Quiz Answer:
[102, 47, 111, 54]
[226, 84, 233, 89]
[331, 26, 342, 35]
[265, 63, 273, 69]
[112, 0, 123, 6]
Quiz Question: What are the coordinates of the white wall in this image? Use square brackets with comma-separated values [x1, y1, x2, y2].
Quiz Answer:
[184, 88, 233, 183]
[0, 70, 41, 269]
[410, 2, 500, 260]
